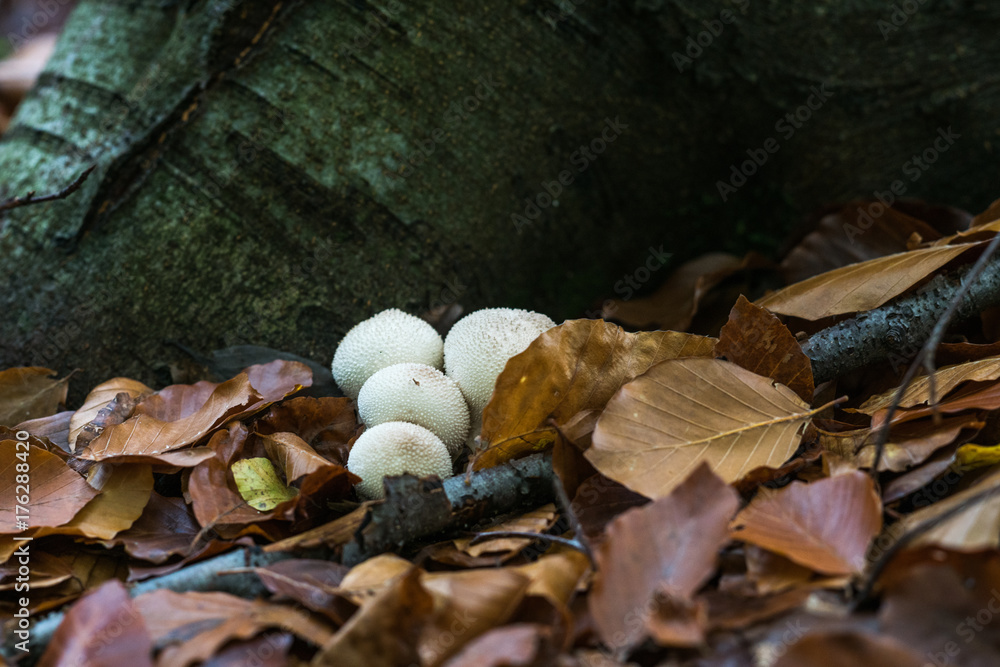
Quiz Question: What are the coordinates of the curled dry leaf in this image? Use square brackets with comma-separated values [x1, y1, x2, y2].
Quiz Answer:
[716, 294, 814, 403]
[0, 366, 69, 427]
[454, 504, 557, 558]
[259, 431, 334, 484]
[76, 360, 311, 462]
[756, 242, 984, 320]
[68, 377, 152, 451]
[475, 319, 716, 471]
[729, 471, 882, 576]
[589, 463, 739, 650]
[0, 440, 98, 534]
[894, 465, 1000, 552]
[779, 201, 952, 285]
[858, 354, 1000, 414]
[818, 414, 982, 472]
[587, 357, 822, 499]
[871, 380, 1000, 430]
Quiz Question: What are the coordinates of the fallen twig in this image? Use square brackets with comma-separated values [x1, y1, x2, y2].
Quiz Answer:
[0, 165, 95, 213]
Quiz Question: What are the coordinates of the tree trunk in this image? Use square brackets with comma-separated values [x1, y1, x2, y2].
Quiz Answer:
[1, 0, 997, 399]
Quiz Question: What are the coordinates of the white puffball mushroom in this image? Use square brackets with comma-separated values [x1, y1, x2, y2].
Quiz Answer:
[444, 307, 556, 414]
[331, 308, 444, 399]
[347, 421, 453, 500]
[357, 363, 470, 458]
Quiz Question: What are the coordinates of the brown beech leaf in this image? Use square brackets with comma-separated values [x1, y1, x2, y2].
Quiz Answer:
[188, 423, 280, 536]
[313, 567, 432, 667]
[756, 242, 983, 320]
[0, 367, 69, 427]
[68, 377, 152, 452]
[818, 414, 981, 472]
[872, 380, 1000, 429]
[15, 411, 74, 454]
[419, 567, 531, 665]
[475, 319, 717, 471]
[0, 441, 97, 534]
[972, 196, 1000, 227]
[101, 492, 203, 563]
[77, 360, 310, 462]
[773, 631, 925, 667]
[252, 559, 350, 619]
[600, 252, 747, 331]
[33, 462, 154, 540]
[717, 294, 814, 402]
[38, 580, 153, 667]
[134, 589, 333, 664]
[441, 624, 556, 667]
[453, 504, 557, 558]
[779, 201, 952, 285]
[255, 396, 361, 467]
[587, 358, 821, 499]
[259, 431, 334, 484]
[878, 549, 1000, 666]
[729, 471, 882, 575]
[894, 465, 1000, 551]
[743, 545, 817, 595]
[589, 463, 739, 650]
[859, 354, 1000, 414]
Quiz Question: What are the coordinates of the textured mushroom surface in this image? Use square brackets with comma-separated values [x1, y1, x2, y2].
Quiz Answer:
[444, 307, 556, 414]
[357, 362, 470, 458]
[331, 308, 444, 399]
[346, 421, 454, 500]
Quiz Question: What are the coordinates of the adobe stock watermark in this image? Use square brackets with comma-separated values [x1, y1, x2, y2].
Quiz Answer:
[338, 0, 403, 57]
[6, 0, 73, 50]
[878, 0, 929, 40]
[585, 245, 672, 319]
[10, 430, 33, 654]
[396, 75, 499, 179]
[716, 83, 834, 202]
[842, 126, 960, 244]
[926, 588, 1000, 667]
[511, 116, 628, 231]
[672, 0, 751, 72]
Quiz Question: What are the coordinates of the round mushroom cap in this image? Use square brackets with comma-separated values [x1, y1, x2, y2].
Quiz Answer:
[444, 307, 556, 414]
[357, 363, 470, 458]
[347, 421, 454, 500]
[331, 308, 444, 399]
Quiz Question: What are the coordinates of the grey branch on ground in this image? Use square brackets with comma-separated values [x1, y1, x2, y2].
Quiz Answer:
[801, 257, 1000, 384]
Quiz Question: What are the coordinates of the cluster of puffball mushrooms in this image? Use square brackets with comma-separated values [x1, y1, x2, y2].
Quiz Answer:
[331, 307, 556, 499]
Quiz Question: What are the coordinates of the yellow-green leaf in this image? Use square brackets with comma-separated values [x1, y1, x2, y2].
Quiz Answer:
[232, 458, 298, 511]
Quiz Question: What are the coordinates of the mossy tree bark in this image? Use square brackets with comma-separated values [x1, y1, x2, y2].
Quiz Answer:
[0, 0, 997, 399]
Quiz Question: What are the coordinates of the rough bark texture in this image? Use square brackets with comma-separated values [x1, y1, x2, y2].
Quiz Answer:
[1, 0, 997, 399]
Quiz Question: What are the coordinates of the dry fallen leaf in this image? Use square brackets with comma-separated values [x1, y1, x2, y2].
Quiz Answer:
[476, 319, 716, 470]
[716, 294, 814, 403]
[587, 357, 822, 499]
[757, 242, 984, 320]
[0, 440, 98, 534]
[0, 367, 69, 427]
[729, 471, 882, 575]
[858, 354, 1000, 413]
[37, 579, 153, 667]
[589, 463, 738, 650]
[77, 360, 310, 462]
[68, 377, 152, 451]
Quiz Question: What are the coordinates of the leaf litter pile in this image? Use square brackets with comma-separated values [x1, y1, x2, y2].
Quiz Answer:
[8, 199, 1000, 665]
